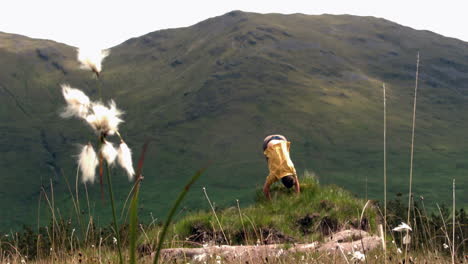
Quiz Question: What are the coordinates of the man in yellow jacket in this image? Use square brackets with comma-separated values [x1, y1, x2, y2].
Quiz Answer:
[262, 134, 300, 200]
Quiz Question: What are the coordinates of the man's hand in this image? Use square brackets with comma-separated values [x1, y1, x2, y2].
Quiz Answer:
[294, 175, 301, 194]
[263, 182, 272, 201]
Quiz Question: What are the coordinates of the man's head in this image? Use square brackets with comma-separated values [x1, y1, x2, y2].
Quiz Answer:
[281, 175, 295, 189]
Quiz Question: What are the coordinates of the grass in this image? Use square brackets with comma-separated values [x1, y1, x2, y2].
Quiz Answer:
[1, 173, 465, 263]
[143, 175, 378, 248]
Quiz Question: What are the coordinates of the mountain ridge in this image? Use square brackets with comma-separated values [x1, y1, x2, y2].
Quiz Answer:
[0, 11, 467, 231]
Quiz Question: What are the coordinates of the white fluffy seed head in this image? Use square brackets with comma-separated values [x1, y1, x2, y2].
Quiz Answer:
[117, 142, 134, 180]
[101, 141, 118, 165]
[60, 84, 90, 119]
[78, 143, 98, 183]
[86, 100, 123, 135]
[392, 222, 412, 232]
[351, 251, 365, 261]
[403, 234, 411, 245]
[77, 47, 109, 74]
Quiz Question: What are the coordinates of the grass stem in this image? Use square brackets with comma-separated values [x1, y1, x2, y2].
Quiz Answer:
[203, 187, 229, 245]
[105, 162, 124, 264]
[404, 52, 420, 263]
[452, 179, 455, 264]
[383, 83, 387, 262]
[153, 167, 207, 264]
[129, 142, 149, 264]
[236, 199, 249, 244]
[129, 185, 140, 264]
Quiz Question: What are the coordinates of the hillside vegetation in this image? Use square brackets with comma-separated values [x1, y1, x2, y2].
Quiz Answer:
[152, 175, 377, 246]
[0, 11, 467, 230]
[2, 176, 464, 263]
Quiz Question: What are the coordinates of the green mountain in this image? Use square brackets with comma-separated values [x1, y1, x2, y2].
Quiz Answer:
[1, 11, 467, 230]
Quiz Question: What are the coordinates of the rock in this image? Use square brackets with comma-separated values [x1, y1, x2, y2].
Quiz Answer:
[320, 229, 381, 253]
[154, 229, 382, 262]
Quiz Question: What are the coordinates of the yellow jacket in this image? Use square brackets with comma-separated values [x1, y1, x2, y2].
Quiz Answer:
[264, 141, 297, 185]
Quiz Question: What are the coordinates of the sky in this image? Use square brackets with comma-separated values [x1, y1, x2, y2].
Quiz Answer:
[2, 0, 468, 49]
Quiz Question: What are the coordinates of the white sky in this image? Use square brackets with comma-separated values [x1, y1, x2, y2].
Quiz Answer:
[2, 0, 468, 49]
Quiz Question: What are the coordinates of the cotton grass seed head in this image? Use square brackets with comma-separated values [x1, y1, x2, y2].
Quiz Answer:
[60, 84, 90, 119]
[117, 142, 134, 180]
[101, 140, 118, 165]
[77, 47, 109, 75]
[351, 251, 365, 262]
[78, 143, 98, 183]
[403, 234, 411, 244]
[392, 222, 412, 232]
[86, 100, 123, 135]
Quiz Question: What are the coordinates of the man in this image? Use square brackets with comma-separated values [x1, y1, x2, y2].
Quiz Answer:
[262, 134, 300, 200]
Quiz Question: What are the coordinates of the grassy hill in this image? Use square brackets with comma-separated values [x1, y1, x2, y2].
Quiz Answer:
[154, 175, 378, 246]
[0, 11, 467, 230]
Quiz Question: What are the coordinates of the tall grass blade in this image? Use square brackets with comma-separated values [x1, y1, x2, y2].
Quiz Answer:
[359, 200, 371, 263]
[129, 141, 150, 264]
[49, 179, 56, 252]
[153, 166, 207, 264]
[436, 203, 452, 248]
[37, 188, 43, 232]
[105, 163, 124, 264]
[121, 140, 150, 220]
[99, 153, 105, 201]
[62, 171, 85, 241]
[203, 187, 229, 245]
[236, 199, 248, 243]
[338, 244, 350, 264]
[383, 83, 387, 262]
[360, 200, 371, 224]
[121, 180, 138, 220]
[452, 179, 455, 264]
[75, 166, 80, 216]
[129, 186, 140, 264]
[405, 52, 420, 262]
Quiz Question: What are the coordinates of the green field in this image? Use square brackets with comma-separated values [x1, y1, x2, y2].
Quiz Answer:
[0, 11, 467, 230]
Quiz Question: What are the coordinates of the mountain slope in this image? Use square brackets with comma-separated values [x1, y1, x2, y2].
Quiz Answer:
[0, 11, 467, 230]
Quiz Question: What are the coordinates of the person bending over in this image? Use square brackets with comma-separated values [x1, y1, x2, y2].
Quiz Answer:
[262, 134, 300, 200]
